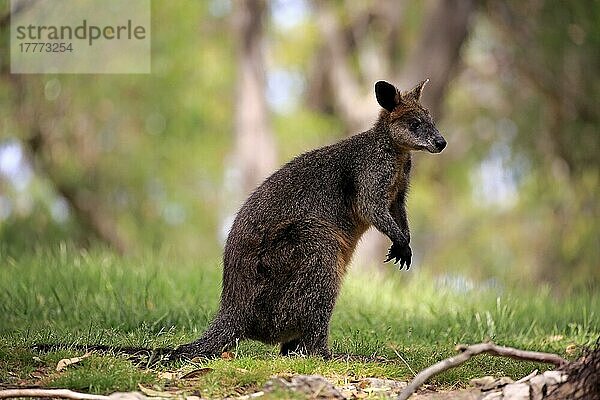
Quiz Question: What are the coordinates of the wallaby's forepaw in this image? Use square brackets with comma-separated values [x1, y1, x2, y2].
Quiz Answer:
[385, 242, 412, 269]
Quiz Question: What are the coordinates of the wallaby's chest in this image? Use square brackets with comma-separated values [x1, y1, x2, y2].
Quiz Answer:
[387, 153, 411, 202]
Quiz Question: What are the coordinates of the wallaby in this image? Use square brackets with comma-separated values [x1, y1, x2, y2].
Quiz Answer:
[176, 80, 446, 359]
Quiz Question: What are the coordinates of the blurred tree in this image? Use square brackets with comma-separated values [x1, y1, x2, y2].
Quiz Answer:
[482, 0, 600, 284]
[308, 0, 477, 267]
[312, 0, 475, 128]
[0, 0, 128, 252]
[399, 0, 600, 287]
[485, 1, 598, 174]
[13, 74, 130, 254]
[0, 1, 597, 289]
[232, 0, 276, 195]
[0, 2, 235, 257]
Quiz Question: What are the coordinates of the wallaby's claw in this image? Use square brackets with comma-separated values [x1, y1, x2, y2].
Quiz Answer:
[384, 246, 399, 264]
[384, 252, 396, 264]
[385, 242, 412, 269]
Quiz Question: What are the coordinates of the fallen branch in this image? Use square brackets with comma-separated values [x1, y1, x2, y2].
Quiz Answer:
[397, 342, 568, 400]
[0, 388, 146, 400]
[0, 388, 109, 399]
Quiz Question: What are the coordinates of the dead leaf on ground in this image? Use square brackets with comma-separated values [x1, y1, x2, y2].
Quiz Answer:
[157, 371, 176, 380]
[55, 352, 92, 372]
[180, 367, 214, 379]
[357, 380, 369, 389]
[29, 368, 47, 380]
[566, 343, 578, 355]
[221, 351, 235, 360]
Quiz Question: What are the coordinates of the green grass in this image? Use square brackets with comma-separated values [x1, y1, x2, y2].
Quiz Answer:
[0, 247, 598, 398]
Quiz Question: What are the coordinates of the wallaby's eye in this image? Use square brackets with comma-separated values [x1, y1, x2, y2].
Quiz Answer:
[409, 119, 421, 130]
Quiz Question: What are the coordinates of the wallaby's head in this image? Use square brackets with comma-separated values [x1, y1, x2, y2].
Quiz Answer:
[374, 80, 446, 153]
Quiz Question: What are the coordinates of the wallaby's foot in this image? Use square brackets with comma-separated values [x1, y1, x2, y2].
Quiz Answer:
[280, 338, 332, 359]
[280, 339, 301, 356]
[314, 346, 332, 360]
[385, 241, 412, 269]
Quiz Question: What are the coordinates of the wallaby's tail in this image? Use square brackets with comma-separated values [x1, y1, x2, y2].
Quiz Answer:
[34, 314, 243, 362]
[32, 343, 175, 365]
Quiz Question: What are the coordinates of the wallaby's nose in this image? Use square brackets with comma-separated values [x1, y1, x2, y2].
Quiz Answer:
[434, 137, 447, 151]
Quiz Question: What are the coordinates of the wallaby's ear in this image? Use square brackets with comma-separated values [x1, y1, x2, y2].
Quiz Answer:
[375, 80, 399, 112]
[403, 79, 429, 103]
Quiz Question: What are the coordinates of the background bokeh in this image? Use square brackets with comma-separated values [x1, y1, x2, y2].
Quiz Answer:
[0, 0, 598, 290]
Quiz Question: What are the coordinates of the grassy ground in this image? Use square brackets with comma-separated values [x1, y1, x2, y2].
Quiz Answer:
[0, 247, 598, 398]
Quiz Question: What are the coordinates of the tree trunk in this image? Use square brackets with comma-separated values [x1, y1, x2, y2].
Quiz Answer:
[232, 0, 276, 195]
[399, 0, 475, 119]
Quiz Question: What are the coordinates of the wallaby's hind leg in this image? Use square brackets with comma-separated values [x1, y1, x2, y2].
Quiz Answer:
[274, 235, 341, 359]
[297, 301, 334, 359]
[175, 314, 242, 359]
[280, 325, 332, 359]
[280, 339, 301, 356]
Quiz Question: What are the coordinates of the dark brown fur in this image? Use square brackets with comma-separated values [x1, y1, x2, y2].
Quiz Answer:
[176, 80, 446, 359]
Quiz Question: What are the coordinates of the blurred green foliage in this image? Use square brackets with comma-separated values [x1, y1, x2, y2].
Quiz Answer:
[0, 1, 598, 289]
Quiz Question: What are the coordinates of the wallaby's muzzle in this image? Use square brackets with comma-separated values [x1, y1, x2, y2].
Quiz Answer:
[432, 136, 447, 153]
[425, 129, 447, 153]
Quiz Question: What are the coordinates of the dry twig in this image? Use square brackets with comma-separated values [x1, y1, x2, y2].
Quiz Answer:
[0, 388, 148, 400]
[397, 342, 568, 400]
[0, 388, 109, 399]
